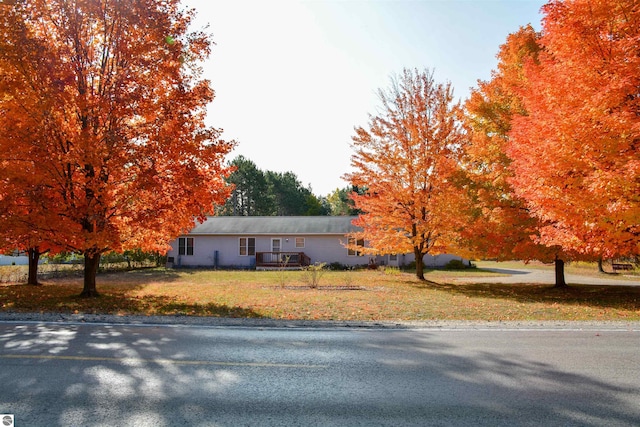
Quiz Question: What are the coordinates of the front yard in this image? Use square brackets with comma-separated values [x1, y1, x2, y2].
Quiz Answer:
[1, 263, 639, 321]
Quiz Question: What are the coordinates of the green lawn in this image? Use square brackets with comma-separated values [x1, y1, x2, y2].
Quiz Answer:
[1, 263, 639, 321]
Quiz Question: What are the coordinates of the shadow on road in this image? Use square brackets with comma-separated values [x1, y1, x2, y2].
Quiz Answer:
[0, 323, 638, 425]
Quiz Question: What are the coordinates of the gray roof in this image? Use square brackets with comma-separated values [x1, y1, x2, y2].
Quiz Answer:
[190, 216, 360, 235]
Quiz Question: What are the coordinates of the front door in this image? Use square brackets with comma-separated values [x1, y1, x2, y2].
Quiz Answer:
[271, 238, 281, 264]
[271, 238, 281, 253]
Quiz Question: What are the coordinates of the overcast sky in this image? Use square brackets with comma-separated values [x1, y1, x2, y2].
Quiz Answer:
[184, 0, 546, 196]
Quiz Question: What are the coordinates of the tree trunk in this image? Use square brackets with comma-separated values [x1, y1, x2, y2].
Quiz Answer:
[80, 253, 101, 297]
[554, 256, 567, 288]
[415, 249, 426, 281]
[27, 247, 41, 286]
[597, 258, 605, 273]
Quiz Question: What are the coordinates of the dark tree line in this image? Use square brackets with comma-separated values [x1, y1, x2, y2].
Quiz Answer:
[218, 156, 326, 216]
[218, 156, 363, 216]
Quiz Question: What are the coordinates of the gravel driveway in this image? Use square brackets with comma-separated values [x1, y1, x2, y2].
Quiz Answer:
[458, 266, 640, 286]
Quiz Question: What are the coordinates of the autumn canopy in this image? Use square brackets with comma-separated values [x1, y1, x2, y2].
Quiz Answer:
[348, 0, 638, 284]
[0, 0, 638, 293]
[464, 0, 639, 284]
[345, 69, 467, 280]
[508, 0, 639, 262]
[0, 0, 234, 295]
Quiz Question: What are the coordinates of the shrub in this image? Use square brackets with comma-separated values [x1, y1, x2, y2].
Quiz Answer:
[277, 255, 292, 288]
[404, 261, 416, 270]
[303, 262, 327, 288]
[444, 259, 468, 270]
[343, 271, 354, 287]
[328, 262, 347, 271]
[381, 266, 401, 275]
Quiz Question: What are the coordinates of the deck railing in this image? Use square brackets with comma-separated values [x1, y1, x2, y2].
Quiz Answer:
[255, 252, 311, 268]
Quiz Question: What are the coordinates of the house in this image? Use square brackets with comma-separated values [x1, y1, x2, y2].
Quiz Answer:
[166, 216, 466, 269]
[0, 254, 28, 266]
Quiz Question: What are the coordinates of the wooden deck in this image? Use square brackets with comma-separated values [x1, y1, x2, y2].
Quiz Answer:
[256, 252, 311, 268]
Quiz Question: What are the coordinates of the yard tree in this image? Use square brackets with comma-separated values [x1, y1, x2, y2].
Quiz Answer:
[265, 171, 323, 216]
[508, 0, 640, 265]
[221, 155, 272, 216]
[219, 157, 328, 216]
[344, 68, 467, 281]
[326, 186, 363, 216]
[0, 8, 62, 285]
[302, 192, 327, 216]
[0, 0, 234, 296]
[461, 25, 570, 286]
[0, 178, 55, 286]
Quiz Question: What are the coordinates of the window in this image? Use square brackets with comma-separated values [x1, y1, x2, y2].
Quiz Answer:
[348, 237, 365, 256]
[239, 237, 256, 256]
[389, 254, 398, 261]
[295, 237, 305, 248]
[178, 237, 194, 256]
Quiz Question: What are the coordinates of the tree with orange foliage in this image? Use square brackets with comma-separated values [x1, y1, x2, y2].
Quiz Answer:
[344, 69, 467, 281]
[508, 0, 639, 266]
[0, 179, 56, 286]
[0, 0, 234, 296]
[0, 20, 62, 285]
[461, 25, 573, 286]
[462, 26, 540, 258]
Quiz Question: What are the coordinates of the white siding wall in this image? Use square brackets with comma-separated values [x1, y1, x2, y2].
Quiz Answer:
[423, 253, 467, 268]
[298, 235, 367, 266]
[0, 255, 29, 266]
[167, 234, 370, 268]
[166, 235, 466, 268]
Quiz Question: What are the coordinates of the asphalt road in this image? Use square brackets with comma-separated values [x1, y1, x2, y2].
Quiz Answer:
[1, 321, 639, 426]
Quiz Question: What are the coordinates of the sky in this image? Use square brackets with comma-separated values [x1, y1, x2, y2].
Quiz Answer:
[184, 0, 546, 196]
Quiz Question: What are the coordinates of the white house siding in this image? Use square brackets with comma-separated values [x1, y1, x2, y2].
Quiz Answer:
[303, 235, 369, 267]
[423, 253, 466, 268]
[167, 234, 375, 268]
[165, 216, 468, 269]
[0, 255, 29, 266]
[166, 236, 467, 269]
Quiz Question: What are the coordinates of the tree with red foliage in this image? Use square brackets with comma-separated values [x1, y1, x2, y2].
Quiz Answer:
[461, 25, 572, 286]
[0, 0, 234, 295]
[508, 0, 639, 265]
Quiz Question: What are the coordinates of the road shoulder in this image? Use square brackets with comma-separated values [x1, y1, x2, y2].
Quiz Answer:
[1, 311, 639, 331]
